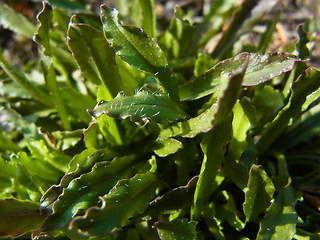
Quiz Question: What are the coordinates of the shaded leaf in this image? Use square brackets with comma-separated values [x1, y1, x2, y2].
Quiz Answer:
[0, 3, 37, 38]
[101, 5, 179, 101]
[215, 191, 245, 231]
[179, 52, 300, 101]
[70, 172, 158, 236]
[158, 7, 196, 59]
[256, 67, 320, 154]
[0, 199, 48, 237]
[132, 176, 198, 219]
[155, 219, 197, 240]
[88, 90, 187, 124]
[243, 165, 275, 223]
[67, 18, 123, 100]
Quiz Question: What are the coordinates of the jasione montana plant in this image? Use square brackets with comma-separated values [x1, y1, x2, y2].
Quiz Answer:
[0, 0, 319, 239]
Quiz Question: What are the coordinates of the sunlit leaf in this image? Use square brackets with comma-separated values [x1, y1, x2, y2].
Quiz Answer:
[257, 184, 297, 240]
[0, 3, 37, 38]
[155, 219, 197, 240]
[33, 1, 52, 55]
[153, 138, 183, 157]
[243, 165, 275, 223]
[0, 49, 52, 107]
[161, 59, 246, 138]
[100, 5, 179, 101]
[67, 18, 123, 100]
[88, 90, 187, 124]
[139, 0, 156, 38]
[179, 52, 299, 101]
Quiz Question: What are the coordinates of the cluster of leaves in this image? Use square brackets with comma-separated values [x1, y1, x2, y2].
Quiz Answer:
[0, 0, 320, 239]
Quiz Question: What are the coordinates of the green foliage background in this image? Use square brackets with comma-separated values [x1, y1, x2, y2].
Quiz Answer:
[0, 0, 320, 239]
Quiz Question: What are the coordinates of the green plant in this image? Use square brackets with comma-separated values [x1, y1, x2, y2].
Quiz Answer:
[0, 0, 320, 239]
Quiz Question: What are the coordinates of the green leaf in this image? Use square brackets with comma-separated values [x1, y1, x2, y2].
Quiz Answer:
[194, 53, 215, 77]
[160, 59, 246, 139]
[40, 155, 139, 232]
[257, 184, 298, 240]
[16, 151, 63, 184]
[0, 199, 48, 237]
[132, 176, 198, 219]
[222, 97, 256, 189]
[215, 191, 245, 231]
[155, 219, 197, 240]
[42, 58, 71, 130]
[252, 85, 284, 130]
[158, 7, 196, 59]
[0, 3, 37, 38]
[243, 165, 275, 223]
[0, 156, 15, 179]
[61, 87, 96, 124]
[67, 18, 123, 100]
[88, 90, 187, 124]
[191, 115, 232, 221]
[139, 0, 156, 38]
[153, 138, 183, 157]
[256, 67, 320, 154]
[0, 48, 53, 107]
[70, 172, 158, 236]
[16, 161, 42, 201]
[46, 0, 85, 10]
[210, 0, 277, 59]
[296, 24, 310, 61]
[33, 1, 53, 55]
[100, 5, 179, 101]
[159, 101, 218, 138]
[258, 9, 281, 53]
[179, 52, 299, 101]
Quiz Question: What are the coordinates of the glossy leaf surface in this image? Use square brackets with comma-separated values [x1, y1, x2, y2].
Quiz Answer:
[88, 90, 187, 124]
[70, 172, 158, 236]
[155, 219, 197, 240]
[67, 19, 123, 100]
[40, 156, 138, 231]
[179, 52, 299, 101]
[101, 4, 179, 101]
[160, 59, 245, 138]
